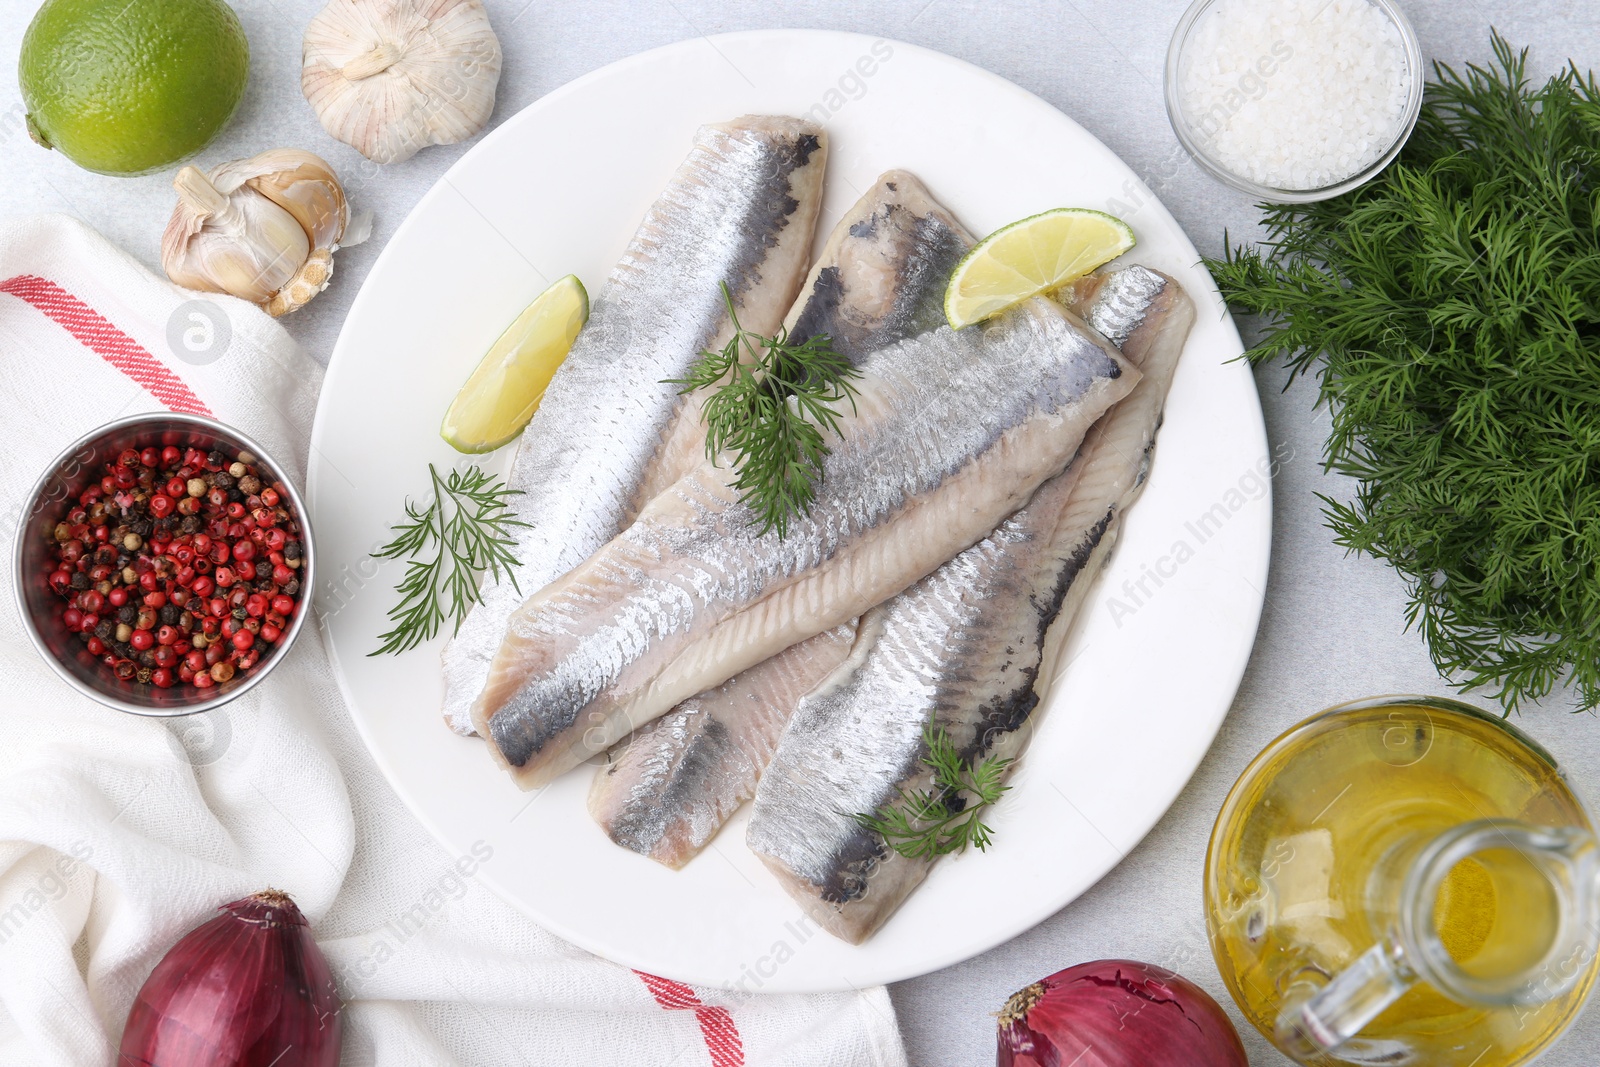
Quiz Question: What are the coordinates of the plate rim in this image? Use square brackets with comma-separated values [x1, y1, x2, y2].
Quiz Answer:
[308, 26, 1272, 991]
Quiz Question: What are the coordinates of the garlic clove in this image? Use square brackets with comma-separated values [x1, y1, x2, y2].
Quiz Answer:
[265, 247, 336, 318]
[162, 151, 359, 315]
[301, 0, 503, 165]
[213, 149, 349, 250]
[163, 165, 314, 306]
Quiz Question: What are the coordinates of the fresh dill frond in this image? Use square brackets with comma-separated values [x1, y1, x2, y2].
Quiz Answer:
[668, 282, 860, 537]
[370, 464, 528, 656]
[1206, 31, 1600, 712]
[853, 722, 1014, 859]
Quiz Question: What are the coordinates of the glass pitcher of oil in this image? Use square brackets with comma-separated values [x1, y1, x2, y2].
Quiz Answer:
[1206, 695, 1600, 1066]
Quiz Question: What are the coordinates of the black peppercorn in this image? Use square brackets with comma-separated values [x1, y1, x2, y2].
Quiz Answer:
[283, 541, 302, 561]
[69, 571, 90, 591]
[117, 605, 137, 625]
[94, 620, 114, 640]
[158, 604, 182, 626]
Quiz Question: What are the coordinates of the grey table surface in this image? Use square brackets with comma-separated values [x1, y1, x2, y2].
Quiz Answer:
[5, 0, 1600, 1063]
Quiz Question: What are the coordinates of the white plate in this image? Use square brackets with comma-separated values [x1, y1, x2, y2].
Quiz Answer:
[308, 29, 1270, 993]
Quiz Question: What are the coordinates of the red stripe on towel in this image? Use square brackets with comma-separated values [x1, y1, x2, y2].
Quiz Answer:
[635, 971, 744, 1067]
[0, 274, 212, 416]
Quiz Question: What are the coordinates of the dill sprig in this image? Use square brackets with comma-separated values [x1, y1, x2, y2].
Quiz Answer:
[853, 722, 1013, 860]
[1206, 32, 1600, 712]
[668, 282, 860, 537]
[370, 464, 528, 656]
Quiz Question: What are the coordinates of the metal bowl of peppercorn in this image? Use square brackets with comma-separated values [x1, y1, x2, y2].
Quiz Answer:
[11, 412, 314, 717]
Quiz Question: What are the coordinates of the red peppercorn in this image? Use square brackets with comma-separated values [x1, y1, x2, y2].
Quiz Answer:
[205, 643, 225, 666]
[156, 626, 179, 646]
[154, 646, 178, 668]
[176, 566, 196, 587]
[152, 668, 175, 689]
[79, 613, 99, 633]
[191, 576, 214, 598]
[271, 564, 294, 587]
[107, 587, 128, 607]
[184, 649, 207, 673]
[139, 447, 160, 468]
[208, 598, 228, 618]
[48, 570, 72, 593]
[193, 533, 212, 555]
[143, 590, 167, 609]
[270, 595, 295, 617]
[259, 623, 282, 644]
[62, 608, 83, 630]
[86, 637, 106, 656]
[148, 494, 173, 517]
[246, 594, 268, 618]
[261, 487, 280, 507]
[215, 567, 235, 588]
[165, 477, 186, 497]
[77, 590, 104, 614]
[232, 541, 256, 563]
[192, 671, 215, 689]
[161, 446, 182, 467]
[232, 630, 254, 651]
[129, 630, 154, 651]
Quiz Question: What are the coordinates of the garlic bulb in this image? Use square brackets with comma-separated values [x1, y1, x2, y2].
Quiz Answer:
[161, 149, 365, 318]
[301, 0, 502, 165]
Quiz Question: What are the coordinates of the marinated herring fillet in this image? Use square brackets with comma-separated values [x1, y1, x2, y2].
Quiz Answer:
[586, 172, 968, 863]
[437, 116, 827, 735]
[746, 265, 1195, 944]
[472, 212, 1140, 788]
[590, 622, 858, 868]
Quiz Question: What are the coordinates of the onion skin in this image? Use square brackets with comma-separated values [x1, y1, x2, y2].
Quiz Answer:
[997, 959, 1247, 1067]
[119, 889, 342, 1067]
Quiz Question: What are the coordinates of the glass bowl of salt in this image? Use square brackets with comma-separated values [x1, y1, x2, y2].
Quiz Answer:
[1165, 0, 1424, 202]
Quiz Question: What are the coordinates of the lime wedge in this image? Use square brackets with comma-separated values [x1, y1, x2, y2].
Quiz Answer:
[441, 275, 589, 453]
[944, 208, 1135, 329]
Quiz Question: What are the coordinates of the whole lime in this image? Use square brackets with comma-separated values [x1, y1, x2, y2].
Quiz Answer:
[19, 0, 250, 176]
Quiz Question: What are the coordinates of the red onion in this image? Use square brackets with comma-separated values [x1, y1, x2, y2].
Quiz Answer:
[997, 959, 1247, 1067]
[119, 889, 341, 1067]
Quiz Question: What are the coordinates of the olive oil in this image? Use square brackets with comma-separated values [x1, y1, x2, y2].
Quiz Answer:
[1206, 697, 1596, 1066]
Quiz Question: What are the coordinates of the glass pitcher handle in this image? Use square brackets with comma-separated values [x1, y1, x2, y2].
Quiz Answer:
[1275, 940, 1415, 1059]
[1276, 820, 1600, 1062]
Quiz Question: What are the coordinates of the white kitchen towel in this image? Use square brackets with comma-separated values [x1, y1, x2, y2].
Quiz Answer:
[0, 213, 908, 1067]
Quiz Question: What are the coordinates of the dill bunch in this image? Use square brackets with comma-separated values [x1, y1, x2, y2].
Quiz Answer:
[853, 722, 1013, 859]
[1207, 33, 1600, 712]
[371, 464, 527, 656]
[668, 283, 859, 538]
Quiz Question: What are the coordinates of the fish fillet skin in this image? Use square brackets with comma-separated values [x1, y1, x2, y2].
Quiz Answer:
[438, 116, 827, 735]
[472, 211, 1140, 788]
[746, 265, 1195, 944]
[585, 173, 967, 864]
[589, 622, 858, 868]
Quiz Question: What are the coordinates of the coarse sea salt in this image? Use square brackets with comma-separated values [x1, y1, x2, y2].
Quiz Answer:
[1178, 0, 1413, 190]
